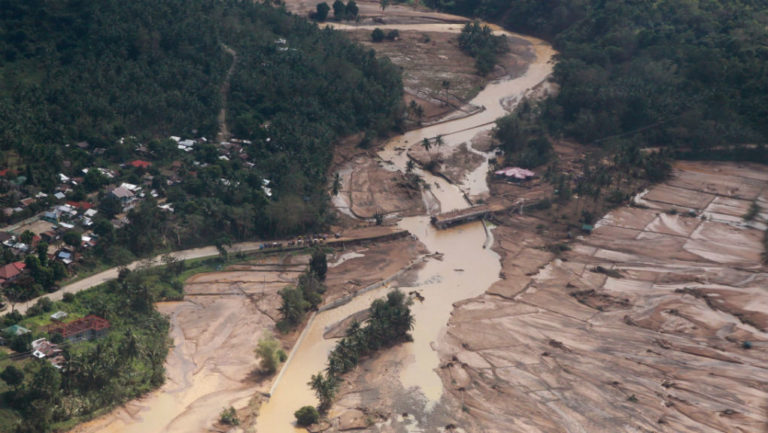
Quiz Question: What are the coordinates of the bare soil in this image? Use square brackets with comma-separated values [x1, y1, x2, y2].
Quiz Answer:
[435, 161, 768, 433]
[315, 161, 768, 433]
[324, 236, 429, 305]
[70, 226, 427, 433]
[71, 255, 301, 433]
[346, 29, 532, 126]
[284, 0, 469, 26]
[331, 136, 426, 222]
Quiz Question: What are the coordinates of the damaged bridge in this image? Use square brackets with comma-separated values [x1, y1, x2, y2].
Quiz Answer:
[431, 202, 508, 229]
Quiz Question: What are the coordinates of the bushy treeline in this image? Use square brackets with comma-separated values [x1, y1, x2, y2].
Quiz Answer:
[277, 249, 327, 332]
[493, 101, 553, 168]
[458, 21, 509, 75]
[0, 267, 176, 432]
[307, 290, 413, 413]
[428, 0, 768, 158]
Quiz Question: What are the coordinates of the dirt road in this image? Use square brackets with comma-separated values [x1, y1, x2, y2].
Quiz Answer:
[11, 227, 405, 316]
[216, 44, 237, 143]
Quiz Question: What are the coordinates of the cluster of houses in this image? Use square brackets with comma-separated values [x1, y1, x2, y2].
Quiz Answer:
[2, 312, 111, 368]
[0, 134, 277, 287]
[1, 132, 271, 225]
[0, 224, 84, 266]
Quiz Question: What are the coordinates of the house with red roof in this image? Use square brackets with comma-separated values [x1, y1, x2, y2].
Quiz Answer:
[66, 201, 93, 211]
[129, 160, 152, 169]
[49, 315, 110, 343]
[0, 261, 26, 287]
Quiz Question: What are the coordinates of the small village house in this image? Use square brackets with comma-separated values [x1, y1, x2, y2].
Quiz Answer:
[49, 315, 110, 343]
[0, 261, 26, 287]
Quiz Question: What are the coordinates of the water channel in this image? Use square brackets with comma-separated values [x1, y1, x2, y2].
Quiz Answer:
[69, 20, 555, 433]
[254, 23, 555, 433]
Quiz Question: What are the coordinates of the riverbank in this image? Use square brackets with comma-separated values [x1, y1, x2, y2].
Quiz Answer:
[65, 229, 427, 433]
[258, 9, 559, 433]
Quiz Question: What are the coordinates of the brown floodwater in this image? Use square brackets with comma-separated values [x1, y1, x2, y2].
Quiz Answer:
[255, 22, 554, 433]
[69, 20, 555, 433]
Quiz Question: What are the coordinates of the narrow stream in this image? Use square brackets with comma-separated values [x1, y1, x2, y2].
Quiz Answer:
[255, 22, 554, 433]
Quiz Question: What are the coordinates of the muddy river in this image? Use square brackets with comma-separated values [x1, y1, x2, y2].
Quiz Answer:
[69, 18, 555, 433]
[255, 22, 554, 433]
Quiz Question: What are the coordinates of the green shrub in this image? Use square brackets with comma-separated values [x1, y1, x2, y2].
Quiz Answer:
[256, 333, 283, 374]
[219, 407, 239, 425]
[371, 28, 385, 42]
[295, 405, 320, 426]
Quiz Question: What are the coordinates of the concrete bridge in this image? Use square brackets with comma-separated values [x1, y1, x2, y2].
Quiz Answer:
[431, 202, 507, 229]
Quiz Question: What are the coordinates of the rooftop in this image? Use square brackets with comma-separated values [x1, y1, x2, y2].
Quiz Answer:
[49, 315, 110, 338]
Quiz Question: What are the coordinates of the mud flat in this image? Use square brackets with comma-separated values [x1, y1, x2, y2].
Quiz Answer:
[437, 161, 768, 433]
[346, 29, 534, 125]
[284, 0, 470, 26]
[333, 155, 426, 220]
[67, 228, 425, 433]
[324, 236, 429, 305]
[69, 255, 300, 433]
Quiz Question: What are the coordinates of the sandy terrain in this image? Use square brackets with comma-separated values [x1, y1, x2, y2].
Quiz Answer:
[435, 161, 768, 433]
[284, 0, 469, 26]
[10, 218, 54, 236]
[408, 141, 485, 187]
[70, 255, 302, 433]
[346, 29, 533, 126]
[334, 155, 426, 219]
[324, 236, 429, 304]
[67, 228, 427, 433]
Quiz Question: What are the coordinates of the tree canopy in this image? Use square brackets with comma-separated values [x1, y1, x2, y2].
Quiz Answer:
[0, 0, 404, 261]
[427, 0, 768, 158]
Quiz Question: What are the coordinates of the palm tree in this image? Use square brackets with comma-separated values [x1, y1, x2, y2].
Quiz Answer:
[421, 137, 431, 153]
[309, 373, 338, 412]
[435, 135, 444, 150]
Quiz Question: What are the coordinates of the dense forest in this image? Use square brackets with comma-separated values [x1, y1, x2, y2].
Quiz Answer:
[0, 0, 403, 255]
[427, 0, 768, 159]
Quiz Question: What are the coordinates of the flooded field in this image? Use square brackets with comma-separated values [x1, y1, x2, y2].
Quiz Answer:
[438, 161, 768, 432]
[60, 2, 768, 432]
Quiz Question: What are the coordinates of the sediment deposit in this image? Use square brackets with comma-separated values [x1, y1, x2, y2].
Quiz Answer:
[438, 161, 768, 433]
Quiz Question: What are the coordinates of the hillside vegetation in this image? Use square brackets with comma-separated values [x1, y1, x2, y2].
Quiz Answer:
[0, 0, 402, 254]
[429, 0, 768, 160]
